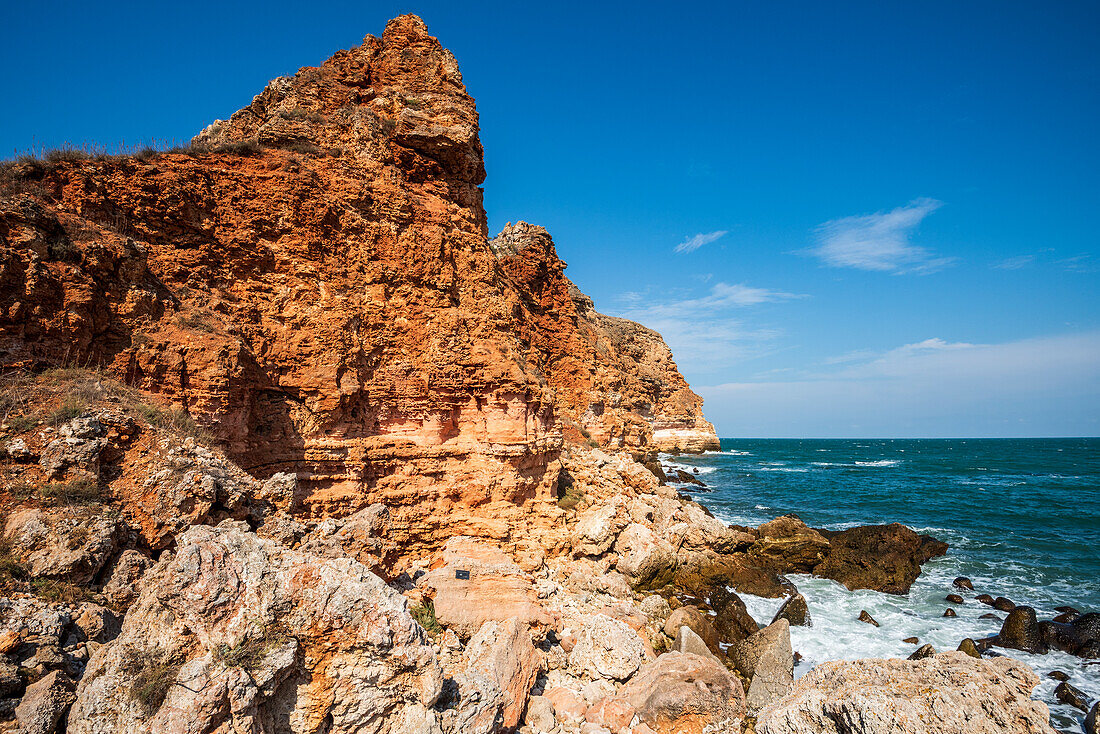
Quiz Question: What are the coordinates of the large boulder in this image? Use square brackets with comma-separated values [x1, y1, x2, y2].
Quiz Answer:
[14, 670, 76, 734]
[613, 523, 678, 588]
[569, 613, 649, 681]
[572, 503, 626, 557]
[420, 536, 554, 639]
[813, 523, 948, 594]
[750, 515, 831, 573]
[994, 606, 1048, 654]
[614, 652, 745, 733]
[69, 522, 444, 734]
[756, 652, 1056, 734]
[455, 617, 543, 731]
[726, 619, 794, 713]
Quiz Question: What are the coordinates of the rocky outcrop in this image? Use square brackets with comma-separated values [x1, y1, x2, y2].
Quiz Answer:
[0, 14, 718, 578]
[69, 522, 443, 734]
[813, 523, 948, 594]
[756, 652, 1056, 734]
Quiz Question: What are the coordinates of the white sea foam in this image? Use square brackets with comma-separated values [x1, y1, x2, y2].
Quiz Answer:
[737, 559, 1100, 730]
[757, 466, 810, 473]
[853, 459, 901, 467]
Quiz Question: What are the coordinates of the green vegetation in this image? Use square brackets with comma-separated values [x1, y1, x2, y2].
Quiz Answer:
[0, 537, 28, 586]
[410, 600, 442, 636]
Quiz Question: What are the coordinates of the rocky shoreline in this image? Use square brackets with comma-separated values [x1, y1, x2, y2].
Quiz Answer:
[1, 388, 1095, 733]
[0, 12, 1095, 734]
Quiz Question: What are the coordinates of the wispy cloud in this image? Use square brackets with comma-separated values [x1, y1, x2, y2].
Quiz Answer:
[699, 331, 1100, 437]
[613, 282, 806, 376]
[807, 198, 951, 273]
[675, 230, 728, 254]
[994, 255, 1035, 270]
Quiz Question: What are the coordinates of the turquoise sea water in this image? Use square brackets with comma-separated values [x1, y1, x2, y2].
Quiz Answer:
[662, 438, 1099, 731]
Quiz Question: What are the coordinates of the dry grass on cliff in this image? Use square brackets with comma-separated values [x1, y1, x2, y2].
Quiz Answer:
[0, 367, 210, 442]
[122, 646, 184, 713]
[410, 600, 442, 636]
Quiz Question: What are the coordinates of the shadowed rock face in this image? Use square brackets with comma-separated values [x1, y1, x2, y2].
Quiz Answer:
[0, 14, 715, 563]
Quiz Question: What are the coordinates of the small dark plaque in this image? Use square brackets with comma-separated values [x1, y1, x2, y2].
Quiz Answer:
[455, 569, 470, 580]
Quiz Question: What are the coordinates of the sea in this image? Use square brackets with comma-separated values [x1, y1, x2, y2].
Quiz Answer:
[662, 438, 1099, 732]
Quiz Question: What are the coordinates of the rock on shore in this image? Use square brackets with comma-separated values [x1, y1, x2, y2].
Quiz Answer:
[756, 652, 1057, 734]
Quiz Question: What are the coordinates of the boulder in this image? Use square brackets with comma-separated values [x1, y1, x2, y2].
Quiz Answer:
[727, 619, 794, 713]
[3, 508, 119, 584]
[727, 619, 790, 679]
[857, 610, 879, 627]
[992, 596, 1016, 612]
[613, 523, 677, 588]
[943, 608, 957, 618]
[524, 695, 555, 732]
[994, 606, 1048, 654]
[945, 593, 964, 604]
[544, 686, 587, 723]
[585, 696, 636, 731]
[1053, 681, 1088, 712]
[957, 638, 981, 658]
[812, 523, 947, 594]
[710, 586, 760, 640]
[1042, 612, 1100, 657]
[615, 652, 745, 734]
[458, 618, 543, 730]
[772, 593, 811, 627]
[15, 670, 75, 734]
[573, 503, 626, 556]
[569, 613, 648, 680]
[68, 522, 444, 734]
[953, 577, 974, 590]
[663, 605, 720, 652]
[750, 515, 831, 573]
[908, 644, 937, 660]
[421, 536, 554, 639]
[976, 594, 995, 605]
[756, 652, 1057, 734]
[1085, 702, 1098, 734]
[675, 625, 720, 664]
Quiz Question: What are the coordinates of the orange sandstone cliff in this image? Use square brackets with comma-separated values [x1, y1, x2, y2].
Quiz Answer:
[0, 15, 717, 555]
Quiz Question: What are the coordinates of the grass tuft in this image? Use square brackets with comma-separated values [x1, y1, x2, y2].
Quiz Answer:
[410, 600, 442, 636]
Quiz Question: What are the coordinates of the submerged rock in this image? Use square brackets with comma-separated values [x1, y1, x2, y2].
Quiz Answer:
[756, 652, 1056, 734]
[1054, 681, 1089, 712]
[857, 610, 879, 627]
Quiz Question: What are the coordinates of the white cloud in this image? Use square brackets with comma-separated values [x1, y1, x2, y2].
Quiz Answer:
[613, 282, 805, 376]
[808, 198, 951, 273]
[675, 230, 728, 254]
[698, 332, 1100, 437]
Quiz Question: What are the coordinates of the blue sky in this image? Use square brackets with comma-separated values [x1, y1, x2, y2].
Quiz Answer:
[3, 1, 1098, 437]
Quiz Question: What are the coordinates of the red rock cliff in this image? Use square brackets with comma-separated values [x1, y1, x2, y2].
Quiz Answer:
[0, 15, 717, 547]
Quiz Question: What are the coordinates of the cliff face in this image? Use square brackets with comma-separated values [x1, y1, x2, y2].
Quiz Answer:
[0, 15, 716, 554]
[492, 222, 719, 453]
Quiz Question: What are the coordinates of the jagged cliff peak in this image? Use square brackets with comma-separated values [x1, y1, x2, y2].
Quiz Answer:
[1, 14, 716, 565]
